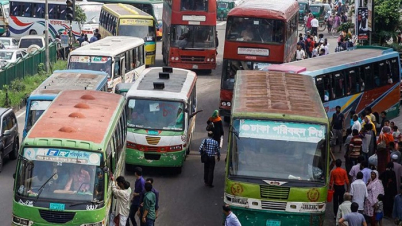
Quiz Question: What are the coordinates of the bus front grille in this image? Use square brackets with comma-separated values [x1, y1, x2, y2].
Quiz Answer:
[260, 185, 290, 200]
[180, 56, 205, 62]
[261, 200, 287, 211]
[145, 136, 161, 145]
[39, 210, 75, 224]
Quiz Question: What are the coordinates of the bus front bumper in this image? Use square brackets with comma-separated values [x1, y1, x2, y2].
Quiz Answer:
[168, 62, 216, 70]
[125, 148, 185, 167]
[228, 205, 325, 226]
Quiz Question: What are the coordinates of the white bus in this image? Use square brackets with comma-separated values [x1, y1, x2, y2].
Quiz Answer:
[67, 36, 145, 92]
[9, 0, 81, 37]
[125, 66, 199, 174]
[78, 1, 103, 39]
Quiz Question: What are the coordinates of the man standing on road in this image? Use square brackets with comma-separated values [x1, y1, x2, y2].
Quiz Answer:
[330, 159, 350, 217]
[139, 178, 159, 226]
[310, 15, 319, 36]
[199, 131, 220, 188]
[350, 172, 368, 213]
[127, 167, 145, 226]
[142, 183, 156, 226]
[339, 202, 367, 226]
[223, 204, 241, 226]
[336, 193, 352, 226]
[331, 106, 345, 153]
[349, 156, 365, 182]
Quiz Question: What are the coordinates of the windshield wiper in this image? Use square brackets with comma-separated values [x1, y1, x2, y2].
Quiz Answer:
[36, 172, 57, 201]
[70, 200, 104, 207]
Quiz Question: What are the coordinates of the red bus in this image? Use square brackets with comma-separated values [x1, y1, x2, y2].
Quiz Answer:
[219, 0, 299, 120]
[162, 0, 217, 72]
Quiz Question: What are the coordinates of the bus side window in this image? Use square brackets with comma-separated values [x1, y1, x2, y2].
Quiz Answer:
[333, 72, 345, 99]
[23, 3, 31, 17]
[373, 62, 382, 87]
[378, 61, 388, 86]
[315, 76, 325, 102]
[139, 45, 145, 66]
[112, 18, 117, 35]
[346, 68, 357, 95]
[363, 64, 373, 90]
[391, 58, 399, 84]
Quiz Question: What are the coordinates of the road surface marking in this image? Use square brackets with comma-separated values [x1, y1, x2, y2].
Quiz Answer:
[17, 111, 25, 118]
[217, 21, 226, 26]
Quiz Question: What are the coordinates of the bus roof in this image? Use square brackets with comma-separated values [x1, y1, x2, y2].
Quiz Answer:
[69, 36, 144, 57]
[232, 70, 327, 119]
[103, 3, 153, 18]
[275, 47, 397, 76]
[27, 90, 124, 144]
[228, 0, 299, 20]
[30, 70, 107, 96]
[127, 67, 197, 101]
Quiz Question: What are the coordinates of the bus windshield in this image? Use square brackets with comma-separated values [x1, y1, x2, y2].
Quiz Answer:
[218, 2, 228, 8]
[68, 56, 112, 78]
[118, 20, 155, 41]
[309, 6, 321, 13]
[222, 60, 270, 90]
[80, 4, 102, 24]
[16, 148, 104, 204]
[226, 17, 284, 43]
[171, 25, 215, 49]
[26, 100, 52, 131]
[127, 98, 184, 131]
[229, 119, 326, 183]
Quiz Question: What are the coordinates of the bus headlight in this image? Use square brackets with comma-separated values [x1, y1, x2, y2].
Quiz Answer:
[225, 194, 248, 207]
[221, 102, 227, 106]
[171, 57, 175, 61]
[175, 57, 179, 61]
[226, 102, 231, 107]
[207, 58, 210, 62]
[12, 215, 31, 226]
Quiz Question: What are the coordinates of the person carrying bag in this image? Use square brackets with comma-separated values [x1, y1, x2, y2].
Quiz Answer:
[199, 131, 220, 188]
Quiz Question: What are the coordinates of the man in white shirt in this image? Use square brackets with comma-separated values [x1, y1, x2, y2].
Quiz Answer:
[295, 44, 306, 60]
[351, 114, 361, 132]
[336, 193, 352, 226]
[223, 204, 242, 226]
[350, 172, 368, 213]
[349, 156, 364, 182]
[310, 15, 319, 36]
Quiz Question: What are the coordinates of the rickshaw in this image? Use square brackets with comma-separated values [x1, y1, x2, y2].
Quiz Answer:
[114, 83, 134, 96]
[298, 0, 309, 23]
[217, 0, 235, 21]
[309, 3, 332, 31]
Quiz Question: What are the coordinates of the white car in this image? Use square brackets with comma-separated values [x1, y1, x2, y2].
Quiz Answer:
[0, 38, 19, 49]
[0, 49, 27, 67]
[18, 35, 45, 49]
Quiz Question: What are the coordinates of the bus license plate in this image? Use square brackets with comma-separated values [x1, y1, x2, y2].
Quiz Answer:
[50, 203, 65, 211]
[192, 65, 198, 69]
[266, 220, 281, 226]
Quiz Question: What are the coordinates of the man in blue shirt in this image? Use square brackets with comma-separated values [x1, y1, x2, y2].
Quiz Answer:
[393, 185, 402, 225]
[127, 167, 145, 226]
[139, 178, 159, 226]
[199, 131, 220, 188]
[223, 204, 241, 226]
[89, 35, 98, 43]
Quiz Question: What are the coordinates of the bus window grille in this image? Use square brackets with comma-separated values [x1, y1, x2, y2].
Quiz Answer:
[39, 210, 75, 224]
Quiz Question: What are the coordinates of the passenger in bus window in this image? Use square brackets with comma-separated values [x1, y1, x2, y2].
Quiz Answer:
[64, 165, 91, 193]
[241, 25, 254, 41]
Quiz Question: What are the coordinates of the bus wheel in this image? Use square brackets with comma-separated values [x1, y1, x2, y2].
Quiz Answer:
[224, 116, 230, 123]
[186, 141, 191, 155]
[205, 69, 212, 75]
[125, 163, 135, 172]
[173, 167, 182, 174]
[29, 29, 37, 35]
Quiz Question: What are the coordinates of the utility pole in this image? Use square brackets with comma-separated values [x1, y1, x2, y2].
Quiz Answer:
[45, 0, 50, 73]
[66, 0, 75, 56]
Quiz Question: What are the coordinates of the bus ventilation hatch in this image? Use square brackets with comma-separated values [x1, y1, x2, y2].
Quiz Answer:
[146, 136, 161, 145]
[260, 185, 290, 200]
[39, 209, 75, 223]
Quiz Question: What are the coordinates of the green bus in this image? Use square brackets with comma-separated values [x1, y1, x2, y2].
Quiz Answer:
[224, 70, 330, 225]
[217, 0, 235, 21]
[89, 0, 163, 20]
[12, 90, 127, 226]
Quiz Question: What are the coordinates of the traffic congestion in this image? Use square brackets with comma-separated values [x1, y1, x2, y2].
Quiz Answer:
[0, 0, 401, 225]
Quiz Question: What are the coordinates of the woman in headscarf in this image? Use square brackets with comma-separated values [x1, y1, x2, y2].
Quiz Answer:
[379, 162, 397, 217]
[361, 115, 377, 135]
[377, 126, 394, 174]
[364, 170, 384, 226]
[206, 110, 224, 148]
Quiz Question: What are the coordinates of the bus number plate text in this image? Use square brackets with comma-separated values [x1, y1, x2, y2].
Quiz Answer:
[50, 203, 65, 211]
[266, 220, 281, 226]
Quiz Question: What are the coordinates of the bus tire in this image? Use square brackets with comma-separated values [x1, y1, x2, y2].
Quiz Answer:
[186, 141, 191, 155]
[29, 29, 37, 35]
[205, 69, 212, 74]
[9, 138, 19, 160]
[173, 167, 182, 174]
[125, 163, 135, 172]
[224, 116, 230, 123]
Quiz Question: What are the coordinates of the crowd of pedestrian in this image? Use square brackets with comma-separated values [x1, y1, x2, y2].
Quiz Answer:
[329, 105, 402, 225]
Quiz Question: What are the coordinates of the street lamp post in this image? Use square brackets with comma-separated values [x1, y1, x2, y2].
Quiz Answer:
[45, 0, 50, 73]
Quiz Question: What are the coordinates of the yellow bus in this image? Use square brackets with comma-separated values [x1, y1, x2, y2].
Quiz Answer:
[99, 3, 156, 66]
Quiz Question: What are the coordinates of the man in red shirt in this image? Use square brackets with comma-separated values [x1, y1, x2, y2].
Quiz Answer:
[330, 159, 350, 217]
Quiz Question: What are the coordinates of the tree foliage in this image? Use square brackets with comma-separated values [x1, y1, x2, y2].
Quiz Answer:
[373, 0, 402, 43]
[74, 5, 87, 24]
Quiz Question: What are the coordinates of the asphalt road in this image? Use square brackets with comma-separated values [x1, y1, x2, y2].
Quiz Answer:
[0, 23, 391, 226]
